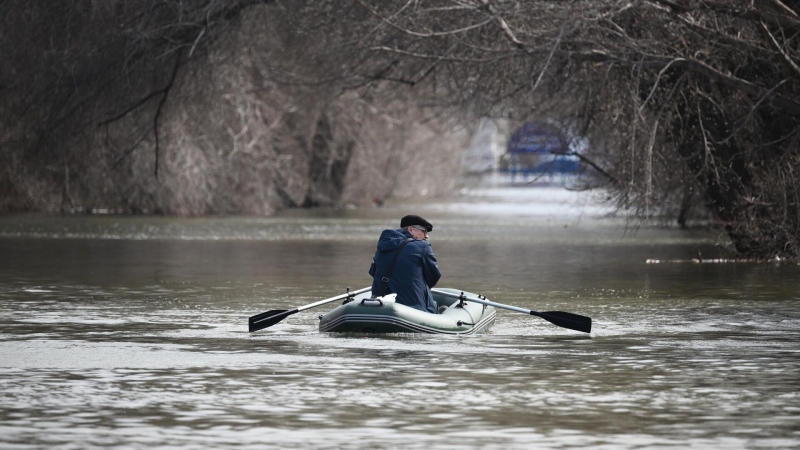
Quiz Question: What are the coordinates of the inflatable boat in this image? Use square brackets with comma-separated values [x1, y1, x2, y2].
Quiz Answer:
[318, 288, 496, 334]
[248, 287, 590, 334]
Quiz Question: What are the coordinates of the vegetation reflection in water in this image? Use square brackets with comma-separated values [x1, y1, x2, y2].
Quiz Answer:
[1, 202, 799, 449]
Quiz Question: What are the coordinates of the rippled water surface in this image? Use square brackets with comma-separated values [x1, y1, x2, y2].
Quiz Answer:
[1, 189, 799, 449]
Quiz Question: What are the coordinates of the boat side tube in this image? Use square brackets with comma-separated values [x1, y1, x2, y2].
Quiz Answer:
[319, 288, 496, 335]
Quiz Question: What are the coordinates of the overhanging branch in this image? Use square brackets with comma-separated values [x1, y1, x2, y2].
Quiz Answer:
[649, 0, 800, 30]
[760, 21, 800, 78]
[555, 50, 800, 115]
[565, 151, 620, 185]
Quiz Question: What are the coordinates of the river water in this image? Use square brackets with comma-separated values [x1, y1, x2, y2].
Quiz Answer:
[1, 188, 798, 449]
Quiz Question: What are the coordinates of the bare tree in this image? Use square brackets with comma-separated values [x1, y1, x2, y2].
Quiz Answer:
[1, 0, 277, 212]
[346, 0, 800, 258]
[0, 0, 467, 214]
[3, 0, 798, 258]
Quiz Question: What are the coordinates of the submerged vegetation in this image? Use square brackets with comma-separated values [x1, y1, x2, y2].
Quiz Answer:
[1, 0, 798, 258]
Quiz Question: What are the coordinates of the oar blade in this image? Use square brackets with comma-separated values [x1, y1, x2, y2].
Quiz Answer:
[248, 287, 371, 333]
[248, 309, 296, 332]
[535, 311, 592, 333]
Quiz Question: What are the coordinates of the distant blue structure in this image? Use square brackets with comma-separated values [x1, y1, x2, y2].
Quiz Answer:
[501, 122, 580, 181]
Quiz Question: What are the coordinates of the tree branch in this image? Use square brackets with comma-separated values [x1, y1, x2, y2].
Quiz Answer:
[649, 0, 800, 30]
[560, 50, 800, 115]
[354, 0, 512, 37]
[530, 23, 565, 94]
[153, 51, 183, 178]
[759, 21, 800, 78]
[769, 0, 798, 18]
[565, 151, 620, 185]
[479, 0, 525, 49]
[98, 89, 165, 126]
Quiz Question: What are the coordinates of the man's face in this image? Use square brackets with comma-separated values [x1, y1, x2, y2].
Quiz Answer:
[409, 225, 429, 240]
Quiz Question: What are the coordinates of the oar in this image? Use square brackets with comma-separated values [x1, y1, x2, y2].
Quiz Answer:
[248, 286, 371, 332]
[431, 289, 592, 333]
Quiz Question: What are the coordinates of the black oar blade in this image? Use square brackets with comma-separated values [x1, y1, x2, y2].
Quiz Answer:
[533, 311, 592, 333]
[248, 309, 297, 332]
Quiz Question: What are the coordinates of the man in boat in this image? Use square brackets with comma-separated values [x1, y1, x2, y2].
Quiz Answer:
[369, 215, 441, 314]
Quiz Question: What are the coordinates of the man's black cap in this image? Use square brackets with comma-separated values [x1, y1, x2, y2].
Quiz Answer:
[400, 215, 433, 232]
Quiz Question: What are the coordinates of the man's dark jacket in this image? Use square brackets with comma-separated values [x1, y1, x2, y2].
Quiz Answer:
[369, 228, 441, 313]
